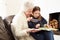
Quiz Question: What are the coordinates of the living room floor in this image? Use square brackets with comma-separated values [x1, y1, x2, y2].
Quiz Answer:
[54, 35, 60, 40]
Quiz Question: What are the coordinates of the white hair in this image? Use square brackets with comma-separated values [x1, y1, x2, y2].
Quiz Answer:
[21, 1, 34, 12]
[16, 1, 34, 15]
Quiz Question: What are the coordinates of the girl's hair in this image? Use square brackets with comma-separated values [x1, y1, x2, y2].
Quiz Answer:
[32, 6, 41, 13]
[32, 6, 42, 20]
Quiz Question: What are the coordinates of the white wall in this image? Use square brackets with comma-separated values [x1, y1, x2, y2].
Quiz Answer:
[0, 0, 6, 18]
[0, 0, 60, 20]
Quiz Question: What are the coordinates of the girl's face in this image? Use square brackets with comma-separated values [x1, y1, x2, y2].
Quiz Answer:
[33, 10, 40, 18]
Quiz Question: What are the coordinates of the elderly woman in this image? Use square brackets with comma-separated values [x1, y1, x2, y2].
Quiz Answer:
[11, 1, 39, 40]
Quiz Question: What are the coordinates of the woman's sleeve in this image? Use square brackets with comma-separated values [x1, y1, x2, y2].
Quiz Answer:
[11, 13, 29, 37]
[11, 23, 29, 37]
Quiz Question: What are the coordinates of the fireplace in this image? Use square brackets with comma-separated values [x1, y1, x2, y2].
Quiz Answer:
[49, 12, 60, 31]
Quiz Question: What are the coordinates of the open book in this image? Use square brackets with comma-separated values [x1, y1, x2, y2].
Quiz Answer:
[38, 27, 58, 31]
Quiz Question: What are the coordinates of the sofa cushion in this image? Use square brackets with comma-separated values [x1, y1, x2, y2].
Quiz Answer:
[0, 17, 10, 40]
[3, 15, 15, 40]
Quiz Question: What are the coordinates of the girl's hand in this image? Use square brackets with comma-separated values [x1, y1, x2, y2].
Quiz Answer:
[44, 24, 52, 28]
[35, 24, 40, 29]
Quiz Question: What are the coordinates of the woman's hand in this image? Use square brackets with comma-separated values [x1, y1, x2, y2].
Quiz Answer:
[27, 17, 33, 21]
[27, 29, 33, 33]
[27, 29, 40, 33]
[31, 29, 40, 33]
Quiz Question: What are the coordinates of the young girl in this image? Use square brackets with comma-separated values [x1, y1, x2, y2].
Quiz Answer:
[28, 6, 54, 40]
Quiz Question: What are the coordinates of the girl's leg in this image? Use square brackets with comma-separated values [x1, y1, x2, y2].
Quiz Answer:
[44, 31, 54, 40]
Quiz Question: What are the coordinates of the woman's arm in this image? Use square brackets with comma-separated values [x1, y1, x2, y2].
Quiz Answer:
[11, 23, 30, 37]
[11, 13, 30, 37]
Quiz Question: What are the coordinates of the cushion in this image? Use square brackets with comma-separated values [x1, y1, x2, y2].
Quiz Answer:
[3, 15, 15, 40]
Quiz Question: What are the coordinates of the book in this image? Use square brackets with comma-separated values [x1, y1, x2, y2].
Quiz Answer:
[38, 27, 58, 31]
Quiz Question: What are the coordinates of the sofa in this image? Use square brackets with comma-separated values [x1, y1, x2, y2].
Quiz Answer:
[0, 17, 10, 40]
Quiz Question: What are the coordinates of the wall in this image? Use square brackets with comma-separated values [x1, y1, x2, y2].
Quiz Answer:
[0, 0, 60, 20]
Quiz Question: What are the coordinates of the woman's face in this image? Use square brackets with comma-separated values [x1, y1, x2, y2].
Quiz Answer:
[25, 8, 33, 17]
[33, 10, 40, 18]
